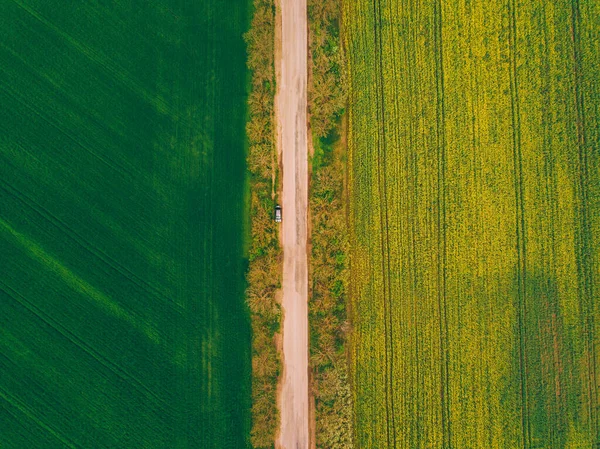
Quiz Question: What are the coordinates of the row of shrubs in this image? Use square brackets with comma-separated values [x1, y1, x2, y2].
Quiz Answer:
[308, 0, 354, 448]
[244, 1, 281, 448]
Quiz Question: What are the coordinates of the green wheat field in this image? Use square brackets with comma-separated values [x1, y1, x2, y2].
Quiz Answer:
[0, 1, 252, 448]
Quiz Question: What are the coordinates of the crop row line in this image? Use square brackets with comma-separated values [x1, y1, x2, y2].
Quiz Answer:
[0, 79, 133, 178]
[0, 179, 182, 313]
[569, 0, 598, 442]
[0, 379, 76, 449]
[433, 0, 451, 447]
[0, 281, 174, 414]
[507, 0, 531, 447]
[372, 0, 396, 445]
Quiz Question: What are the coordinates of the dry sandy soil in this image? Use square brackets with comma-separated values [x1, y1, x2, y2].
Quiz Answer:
[275, 0, 309, 447]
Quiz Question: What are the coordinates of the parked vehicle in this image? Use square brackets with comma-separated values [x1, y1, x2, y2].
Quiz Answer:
[274, 205, 282, 222]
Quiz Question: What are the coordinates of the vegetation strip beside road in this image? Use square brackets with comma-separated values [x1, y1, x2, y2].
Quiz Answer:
[307, 0, 354, 447]
[245, 0, 353, 447]
[244, 0, 282, 447]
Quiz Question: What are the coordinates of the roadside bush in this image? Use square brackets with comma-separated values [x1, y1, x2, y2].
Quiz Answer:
[308, 0, 354, 447]
[245, 1, 281, 447]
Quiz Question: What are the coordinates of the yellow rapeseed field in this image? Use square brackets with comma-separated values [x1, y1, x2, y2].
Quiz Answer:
[343, 0, 599, 446]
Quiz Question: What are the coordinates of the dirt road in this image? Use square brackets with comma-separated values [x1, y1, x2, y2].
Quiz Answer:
[275, 0, 309, 447]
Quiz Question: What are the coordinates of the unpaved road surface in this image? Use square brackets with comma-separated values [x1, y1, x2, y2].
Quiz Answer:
[275, 0, 309, 446]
